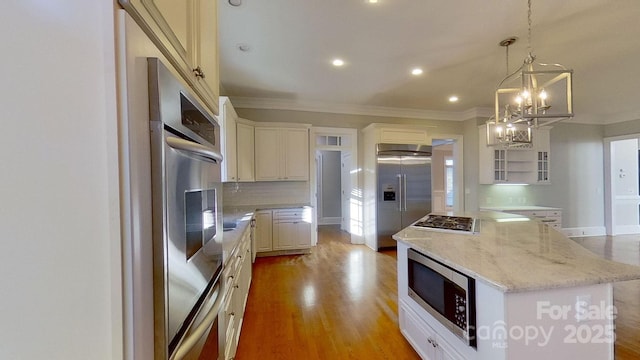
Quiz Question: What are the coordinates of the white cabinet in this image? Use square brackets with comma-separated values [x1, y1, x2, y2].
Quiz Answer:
[222, 222, 252, 360]
[508, 209, 562, 229]
[272, 208, 312, 250]
[219, 97, 255, 182]
[256, 207, 312, 254]
[254, 210, 273, 252]
[478, 125, 551, 184]
[119, 0, 219, 114]
[399, 302, 465, 360]
[236, 121, 255, 182]
[363, 123, 431, 145]
[534, 128, 551, 183]
[254, 127, 309, 181]
[219, 97, 238, 182]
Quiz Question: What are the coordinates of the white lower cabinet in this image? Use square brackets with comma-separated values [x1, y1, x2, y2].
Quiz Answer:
[399, 301, 465, 360]
[254, 210, 273, 253]
[272, 208, 312, 250]
[255, 207, 313, 254]
[222, 222, 252, 360]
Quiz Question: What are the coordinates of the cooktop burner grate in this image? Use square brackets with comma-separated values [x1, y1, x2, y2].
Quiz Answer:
[413, 215, 476, 233]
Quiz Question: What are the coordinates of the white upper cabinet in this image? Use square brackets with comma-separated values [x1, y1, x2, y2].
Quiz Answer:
[219, 97, 237, 182]
[119, 0, 219, 115]
[478, 124, 551, 184]
[236, 120, 255, 182]
[254, 126, 310, 181]
[363, 123, 431, 145]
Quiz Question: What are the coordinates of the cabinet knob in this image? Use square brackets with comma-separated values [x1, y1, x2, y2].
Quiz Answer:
[192, 66, 205, 79]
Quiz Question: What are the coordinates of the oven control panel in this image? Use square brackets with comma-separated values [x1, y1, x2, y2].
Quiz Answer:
[454, 293, 467, 329]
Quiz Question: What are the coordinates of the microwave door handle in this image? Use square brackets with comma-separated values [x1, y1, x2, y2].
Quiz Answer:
[171, 281, 223, 360]
[166, 136, 223, 164]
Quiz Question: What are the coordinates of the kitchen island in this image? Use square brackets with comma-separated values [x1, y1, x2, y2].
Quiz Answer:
[393, 211, 640, 360]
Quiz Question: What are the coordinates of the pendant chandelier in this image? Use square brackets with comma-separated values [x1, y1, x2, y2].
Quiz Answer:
[487, 0, 574, 147]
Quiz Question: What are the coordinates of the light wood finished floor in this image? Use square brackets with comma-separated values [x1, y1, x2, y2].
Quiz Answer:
[573, 235, 640, 360]
[236, 227, 640, 359]
[235, 225, 420, 359]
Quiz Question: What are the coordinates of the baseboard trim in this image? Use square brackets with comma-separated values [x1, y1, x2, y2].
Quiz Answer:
[318, 217, 341, 225]
[562, 226, 607, 237]
[612, 225, 640, 235]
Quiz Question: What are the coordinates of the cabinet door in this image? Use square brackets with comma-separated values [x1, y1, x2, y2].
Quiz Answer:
[220, 98, 237, 182]
[283, 128, 309, 180]
[255, 128, 282, 181]
[295, 221, 312, 248]
[534, 128, 551, 183]
[236, 122, 255, 182]
[273, 222, 297, 250]
[119, 0, 219, 115]
[192, 0, 219, 111]
[255, 211, 273, 252]
[436, 335, 465, 360]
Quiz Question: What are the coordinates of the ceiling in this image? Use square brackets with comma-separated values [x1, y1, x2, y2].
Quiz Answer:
[218, 0, 640, 124]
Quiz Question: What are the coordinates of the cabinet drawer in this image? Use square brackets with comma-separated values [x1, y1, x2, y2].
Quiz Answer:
[273, 208, 311, 220]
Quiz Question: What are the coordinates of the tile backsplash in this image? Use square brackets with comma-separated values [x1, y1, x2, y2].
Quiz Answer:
[223, 181, 310, 206]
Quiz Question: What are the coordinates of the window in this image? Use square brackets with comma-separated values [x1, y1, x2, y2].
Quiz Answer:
[445, 158, 454, 208]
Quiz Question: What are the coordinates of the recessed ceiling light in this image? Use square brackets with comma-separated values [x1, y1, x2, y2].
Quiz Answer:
[332, 58, 345, 67]
[228, 0, 241, 6]
[237, 43, 251, 52]
[367, 0, 379, 4]
[449, 96, 459, 103]
[411, 67, 423, 76]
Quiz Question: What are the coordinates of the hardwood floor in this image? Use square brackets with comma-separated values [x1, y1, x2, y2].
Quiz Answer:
[236, 228, 640, 359]
[572, 235, 640, 360]
[235, 225, 420, 359]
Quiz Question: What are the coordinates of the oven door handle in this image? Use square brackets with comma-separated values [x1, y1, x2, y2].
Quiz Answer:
[166, 136, 223, 164]
[171, 281, 223, 360]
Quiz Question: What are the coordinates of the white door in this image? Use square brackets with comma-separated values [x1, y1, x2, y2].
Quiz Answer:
[341, 152, 352, 232]
[610, 138, 640, 235]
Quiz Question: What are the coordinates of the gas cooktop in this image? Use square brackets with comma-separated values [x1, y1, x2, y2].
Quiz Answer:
[412, 214, 478, 233]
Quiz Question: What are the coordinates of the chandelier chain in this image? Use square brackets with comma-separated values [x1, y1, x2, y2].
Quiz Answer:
[505, 44, 509, 76]
[527, 0, 532, 55]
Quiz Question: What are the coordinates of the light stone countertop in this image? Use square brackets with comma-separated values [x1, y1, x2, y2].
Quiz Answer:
[393, 211, 640, 293]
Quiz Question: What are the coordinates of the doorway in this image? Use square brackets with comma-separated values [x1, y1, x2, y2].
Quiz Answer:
[431, 137, 464, 213]
[605, 135, 640, 235]
[309, 127, 360, 245]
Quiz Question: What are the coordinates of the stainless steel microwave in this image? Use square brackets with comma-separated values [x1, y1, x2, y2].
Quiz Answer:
[407, 248, 476, 347]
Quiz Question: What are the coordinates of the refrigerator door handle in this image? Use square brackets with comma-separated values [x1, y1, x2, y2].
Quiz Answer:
[403, 174, 408, 211]
[397, 174, 403, 211]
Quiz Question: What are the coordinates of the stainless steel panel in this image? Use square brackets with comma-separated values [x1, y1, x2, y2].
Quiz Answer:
[376, 157, 402, 249]
[401, 156, 432, 227]
[148, 58, 223, 360]
[376, 148, 432, 250]
[377, 143, 432, 156]
[164, 131, 223, 344]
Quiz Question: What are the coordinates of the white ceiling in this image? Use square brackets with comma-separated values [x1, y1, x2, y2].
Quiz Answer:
[218, 0, 640, 124]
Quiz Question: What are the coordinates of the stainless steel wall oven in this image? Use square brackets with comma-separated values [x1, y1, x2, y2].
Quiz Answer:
[407, 248, 476, 347]
[148, 58, 223, 359]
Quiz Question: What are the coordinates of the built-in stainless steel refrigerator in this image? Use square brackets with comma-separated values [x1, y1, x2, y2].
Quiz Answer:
[376, 144, 432, 249]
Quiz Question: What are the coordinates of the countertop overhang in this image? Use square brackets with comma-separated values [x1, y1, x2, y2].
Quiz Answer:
[393, 211, 640, 293]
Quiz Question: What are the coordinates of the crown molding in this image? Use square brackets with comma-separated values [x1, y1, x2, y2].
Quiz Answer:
[228, 96, 493, 121]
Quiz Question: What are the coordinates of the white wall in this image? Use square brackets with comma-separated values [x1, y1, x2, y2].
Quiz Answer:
[0, 1, 122, 359]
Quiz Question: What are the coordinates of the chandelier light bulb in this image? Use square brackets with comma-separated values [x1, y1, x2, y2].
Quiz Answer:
[539, 89, 548, 107]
